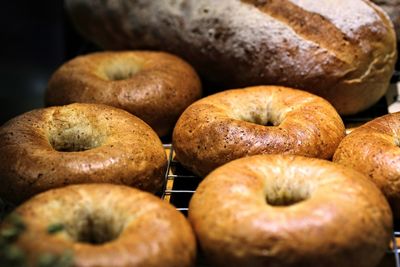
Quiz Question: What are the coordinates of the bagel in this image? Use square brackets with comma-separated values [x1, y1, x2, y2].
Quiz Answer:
[189, 155, 392, 267]
[0, 103, 167, 204]
[0, 184, 196, 267]
[46, 51, 202, 136]
[333, 112, 400, 217]
[173, 86, 345, 176]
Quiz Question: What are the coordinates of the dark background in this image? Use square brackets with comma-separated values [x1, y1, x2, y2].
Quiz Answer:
[0, 0, 91, 125]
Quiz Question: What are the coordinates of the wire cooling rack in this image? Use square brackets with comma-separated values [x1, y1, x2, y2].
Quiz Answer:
[161, 142, 400, 267]
[161, 144, 200, 216]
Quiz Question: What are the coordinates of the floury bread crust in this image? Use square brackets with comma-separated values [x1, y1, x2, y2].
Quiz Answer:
[0, 103, 167, 204]
[65, 0, 397, 115]
[372, 0, 400, 40]
[173, 86, 345, 177]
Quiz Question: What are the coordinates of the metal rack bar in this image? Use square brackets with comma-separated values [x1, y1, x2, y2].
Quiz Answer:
[161, 144, 174, 201]
[168, 174, 198, 178]
[392, 232, 400, 266]
[164, 190, 196, 194]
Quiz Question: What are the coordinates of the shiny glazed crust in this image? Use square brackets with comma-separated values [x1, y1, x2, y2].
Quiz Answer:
[65, 0, 397, 115]
[1, 184, 196, 267]
[173, 86, 345, 177]
[333, 112, 400, 216]
[0, 103, 167, 204]
[46, 51, 202, 137]
[189, 155, 392, 267]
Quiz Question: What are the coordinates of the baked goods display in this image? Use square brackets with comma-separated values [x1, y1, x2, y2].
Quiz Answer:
[173, 86, 345, 177]
[189, 154, 393, 267]
[46, 51, 202, 137]
[0, 103, 167, 204]
[65, 0, 397, 115]
[333, 112, 400, 218]
[1, 1, 400, 266]
[0, 184, 196, 267]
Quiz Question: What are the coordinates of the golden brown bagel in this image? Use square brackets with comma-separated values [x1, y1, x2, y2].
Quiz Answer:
[46, 51, 202, 136]
[333, 112, 400, 217]
[0, 103, 167, 204]
[189, 155, 392, 267]
[0, 184, 196, 267]
[173, 86, 345, 176]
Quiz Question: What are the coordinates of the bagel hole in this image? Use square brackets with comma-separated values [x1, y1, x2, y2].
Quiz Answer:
[239, 114, 278, 127]
[105, 61, 140, 81]
[252, 116, 275, 126]
[266, 194, 308, 206]
[395, 138, 400, 147]
[107, 69, 134, 81]
[264, 121, 275, 127]
[248, 118, 277, 127]
[68, 216, 122, 245]
[265, 186, 310, 207]
[49, 128, 104, 152]
[48, 112, 106, 152]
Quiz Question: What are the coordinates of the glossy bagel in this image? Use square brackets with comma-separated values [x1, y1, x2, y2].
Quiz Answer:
[0, 103, 167, 204]
[189, 155, 392, 267]
[0, 184, 196, 267]
[333, 112, 400, 217]
[46, 51, 202, 136]
[173, 86, 345, 176]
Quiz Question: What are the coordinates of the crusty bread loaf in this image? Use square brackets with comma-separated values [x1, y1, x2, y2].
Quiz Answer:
[372, 0, 400, 40]
[65, 0, 397, 115]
